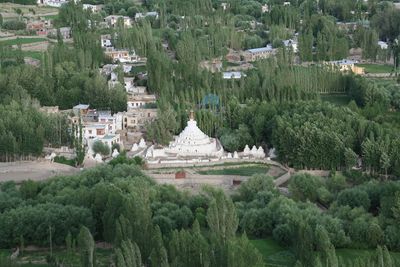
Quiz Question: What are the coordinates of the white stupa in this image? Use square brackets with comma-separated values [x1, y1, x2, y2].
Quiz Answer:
[138, 138, 146, 148]
[243, 145, 250, 155]
[94, 153, 103, 163]
[112, 149, 120, 158]
[131, 143, 139, 151]
[233, 151, 239, 159]
[163, 111, 224, 157]
[257, 146, 265, 158]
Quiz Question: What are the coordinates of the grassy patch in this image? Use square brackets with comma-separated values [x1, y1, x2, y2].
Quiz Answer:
[0, 38, 48, 46]
[251, 239, 295, 267]
[197, 165, 269, 176]
[357, 64, 394, 74]
[23, 51, 44, 61]
[251, 239, 400, 266]
[321, 94, 351, 106]
[0, 248, 113, 267]
[336, 248, 400, 264]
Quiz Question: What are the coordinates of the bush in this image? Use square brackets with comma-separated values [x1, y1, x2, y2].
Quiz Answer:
[2, 20, 26, 31]
[92, 140, 110, 156]
[288, 173, 323, 202]
[337, 188, 371, 210]
[54, 156, 76, 167]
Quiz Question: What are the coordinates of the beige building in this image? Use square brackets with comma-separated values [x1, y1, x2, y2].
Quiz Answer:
[121, 108, 158, 132]
[104, 15, 132, 28]
[243, 45, 276, 61]
[326, 60, 365, 75]
[104, 49, 139, 63]
[127, 94, 156, 109]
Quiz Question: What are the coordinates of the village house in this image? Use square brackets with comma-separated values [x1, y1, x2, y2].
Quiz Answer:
[243, 45, 276, 61]
[134, 12, 159, 22]
[104, 15, 132, 28]
[37, 0, 68, 7]
[100, 34, 113, 48]
[117, 108, 158, 132]
[40, 106, 59, 114]
[73, 104, 90, 116]
[378, 41, 388, 50]
[261, 4, 269, 13]
[26, 21, 48, 36]
[94, 134, 121, 151]
[48, 27, 72, 39]
[223, 71, 246, 79]
[221, 3, 229, 11]
[83, 4, 102, 12]
[283, 39, 298, 53]
[104, 49, 140, 63]
[127, 94, 156, 110]
[101, 64, 133, 76]
[326, 59, 365, 75]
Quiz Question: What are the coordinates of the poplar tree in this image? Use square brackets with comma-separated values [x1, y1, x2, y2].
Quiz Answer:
[78, 226, 95, 267]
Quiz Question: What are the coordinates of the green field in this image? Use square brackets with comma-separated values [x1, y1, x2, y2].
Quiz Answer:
[23, 51, 44, 61]
[0, 38, 48, 46]
[357, 63, 394, 73]
[251, 239, 295, 267]
[197, 164, 270, 176]
[321, 94, 351, 106]
[252, 239, 400, 266]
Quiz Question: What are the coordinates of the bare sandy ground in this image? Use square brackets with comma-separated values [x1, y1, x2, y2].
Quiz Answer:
[0, 161, 79, 183]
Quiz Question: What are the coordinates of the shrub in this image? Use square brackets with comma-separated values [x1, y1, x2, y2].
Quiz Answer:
[2, 20, 26, 31]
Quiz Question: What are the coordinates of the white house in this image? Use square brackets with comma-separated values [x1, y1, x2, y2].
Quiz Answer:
[37, 0, 68, 7]
[104, 49, 139, 63]
[83, 4, 102, 12]
[222, 71, 246, 79]
[134, 12, 159, 21]
[104, 15, 132, 28]
[378, 41, 388, 50]
[261, 4, 269, 13]
[283, 39, 298, 53]
[127, 94, 156, 110]
[100, 34, 113, 48]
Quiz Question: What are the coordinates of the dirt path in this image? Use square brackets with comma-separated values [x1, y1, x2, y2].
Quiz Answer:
[0, 161, 79, 183]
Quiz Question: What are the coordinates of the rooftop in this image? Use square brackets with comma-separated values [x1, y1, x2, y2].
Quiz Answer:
[73, 104, 90, 110]
[247, 45, 274, 54]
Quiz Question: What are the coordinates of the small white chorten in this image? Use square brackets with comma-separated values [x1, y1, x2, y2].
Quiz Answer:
[139, 138, 146, 148]
[94, 153, 103, 163]
[243, 145, 250, 155]
[233, 151, 239, 159]
[112, 149, 120, 158]
[131, 143, 139, 151]
[257, 146, 265, 158]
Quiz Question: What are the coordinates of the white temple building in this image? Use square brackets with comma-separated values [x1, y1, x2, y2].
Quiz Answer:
[147, 112, 224, 160]
[139, 111, 266, 165]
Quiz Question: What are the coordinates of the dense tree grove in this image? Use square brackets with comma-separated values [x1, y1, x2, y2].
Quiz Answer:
[0, 159, 400, 266]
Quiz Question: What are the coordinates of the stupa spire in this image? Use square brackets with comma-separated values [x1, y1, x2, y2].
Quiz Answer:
[189, 110, 195, 121]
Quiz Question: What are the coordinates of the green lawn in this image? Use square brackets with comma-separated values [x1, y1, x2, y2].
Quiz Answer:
[197, 165, 270, 176]
[0, 38, 48, 46]
[357, 63, 394, 74]
[321, 94, 351, 106]
[251, 239, 295, 267]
